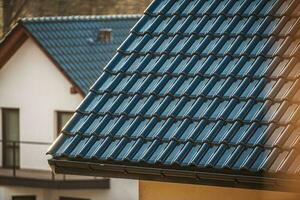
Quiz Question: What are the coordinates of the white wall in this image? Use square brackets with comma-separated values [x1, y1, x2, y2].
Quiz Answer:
[0, 38, 139, 200]
[0, 178, 138, 200]
[0, 38, 82, 170]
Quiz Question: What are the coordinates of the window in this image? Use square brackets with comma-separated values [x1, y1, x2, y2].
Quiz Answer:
[60, 197, 89, 200]
[98, 29, 112, 43]
[57, 111, 73, 136]
[12, 196, 36, 200]
[2, 108, 20, 168]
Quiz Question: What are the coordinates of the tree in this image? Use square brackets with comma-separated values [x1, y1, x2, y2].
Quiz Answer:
[2, 0, 28, 35]
[1, 0, 151, 37]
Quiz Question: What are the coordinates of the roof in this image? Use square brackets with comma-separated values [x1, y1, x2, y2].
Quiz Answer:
[48, 0, 300, 191]
[1, 15, 140, 94]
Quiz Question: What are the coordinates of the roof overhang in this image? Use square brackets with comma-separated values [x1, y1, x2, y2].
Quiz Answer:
[49, 159, 300, 193]
[0, 23, 28, 68]
[0, 20, 85, 97]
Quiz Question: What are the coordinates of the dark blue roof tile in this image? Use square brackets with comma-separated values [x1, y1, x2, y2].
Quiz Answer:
[49, 0, 300, 182]
[20, 15, 140, 94]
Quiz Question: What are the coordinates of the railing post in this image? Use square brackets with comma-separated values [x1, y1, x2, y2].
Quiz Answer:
[51, 171, 55, 180]
[12, 141, 16, 177]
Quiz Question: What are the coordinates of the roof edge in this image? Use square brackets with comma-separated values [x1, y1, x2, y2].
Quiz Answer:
[0, 23, 28, 68]
[20, 14, 142, 23]
[49, 159, 300, 193]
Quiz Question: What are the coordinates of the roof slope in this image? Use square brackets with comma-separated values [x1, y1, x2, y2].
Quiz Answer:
[49, 0, 300, 190]
[21, 15, 140, 94]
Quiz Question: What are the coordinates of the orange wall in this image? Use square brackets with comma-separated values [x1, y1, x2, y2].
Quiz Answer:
[139, 181, 300, 200]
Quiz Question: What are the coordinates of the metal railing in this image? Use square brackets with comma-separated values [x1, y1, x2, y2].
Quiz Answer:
[0, 139, 101, 181]
[0, 140, 105, 182]
[1, 140, 93, 181]
[0, 139, 109, 189]
[0, 139, 104, 182]
[0, 140, 55, 178]
[0, 140, 110, 189]
[8, 141, 19, 177]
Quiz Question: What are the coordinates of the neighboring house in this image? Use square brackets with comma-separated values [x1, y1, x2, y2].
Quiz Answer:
[48, 0, 300, 200]
[0, 15, 140, 200]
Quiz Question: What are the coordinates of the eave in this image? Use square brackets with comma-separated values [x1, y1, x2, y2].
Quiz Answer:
[0, 23, 28, 68]
[49, 159, 300, 193]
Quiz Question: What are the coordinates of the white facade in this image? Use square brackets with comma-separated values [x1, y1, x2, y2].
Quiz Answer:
[0, 38, 138, 200]
[0, 38, 82, 170]
[0, 178, 138, 200]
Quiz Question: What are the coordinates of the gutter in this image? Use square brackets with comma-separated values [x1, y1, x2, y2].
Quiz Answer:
[49, 159, 300, 193]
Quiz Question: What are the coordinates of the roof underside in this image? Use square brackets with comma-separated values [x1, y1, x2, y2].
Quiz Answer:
[49, 0, 300, 190]
[21, 15, 140, 94]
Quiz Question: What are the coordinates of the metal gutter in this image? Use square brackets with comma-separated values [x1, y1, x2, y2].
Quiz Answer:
[49, 159, 300, 192]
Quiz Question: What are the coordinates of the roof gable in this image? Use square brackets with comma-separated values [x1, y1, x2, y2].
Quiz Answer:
[1, 15, 140, 95]
[0, 37, 82, 107]
[48, 0, 300, 191]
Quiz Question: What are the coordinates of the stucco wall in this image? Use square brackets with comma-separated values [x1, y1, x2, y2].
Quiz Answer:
[0, 38, 138, 200]
[0, 178, 138, 200]
[0, 38, 82, 170]
[139, 181, 300, 200]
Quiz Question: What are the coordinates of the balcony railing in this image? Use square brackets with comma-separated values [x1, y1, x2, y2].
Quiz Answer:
[0, 140, 109, 189]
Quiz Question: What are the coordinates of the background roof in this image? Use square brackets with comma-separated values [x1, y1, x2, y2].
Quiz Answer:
[48, 0, 300, 189]
[21, 15, 140, 94]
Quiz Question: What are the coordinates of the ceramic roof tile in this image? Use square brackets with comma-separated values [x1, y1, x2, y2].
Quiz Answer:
[20, 15, 140, 94]
[49, 0, 300, 184]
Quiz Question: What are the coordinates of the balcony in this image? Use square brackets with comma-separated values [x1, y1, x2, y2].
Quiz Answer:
[0, 140, 109, 189]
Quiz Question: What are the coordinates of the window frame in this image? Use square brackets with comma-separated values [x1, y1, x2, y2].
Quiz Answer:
[98, 29, 112, 43]
[56, 111, 73, 136]
[2, 108, 20, 169]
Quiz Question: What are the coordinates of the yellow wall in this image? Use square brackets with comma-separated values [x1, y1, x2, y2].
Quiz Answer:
[139, 181, 300, 200]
